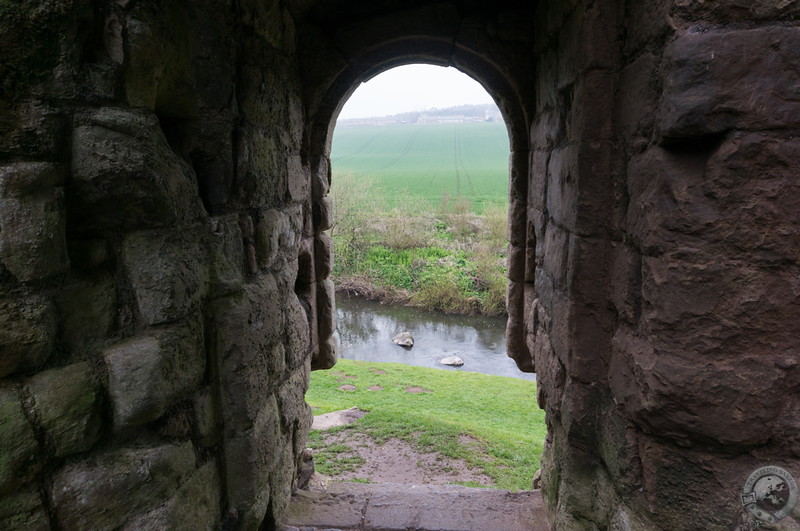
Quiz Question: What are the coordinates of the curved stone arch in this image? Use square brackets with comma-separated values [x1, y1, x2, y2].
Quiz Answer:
[304, 42, 531, 159]
[298, 6, 537, 371]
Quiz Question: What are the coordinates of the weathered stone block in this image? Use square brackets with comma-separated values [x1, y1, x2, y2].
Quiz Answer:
[235, 124, 287, 208]
[506, 280, 533, 372]
[285, 293, 310, 370]
[0, 482, 49, 530]
[0, 161, 64, 197]
[508, 196, 527, 248]
[122, 228, 208, 326]
[0, 101, 67, 160]
[69, 108, 205, 234]
[268, 436, 296, 525]
[26, 362, 101, 457]
[0, 162, 68, 281]
[616, 53, 659, 146]
[123, 460, 221, 530]
[50, 443, 196, 530]
[277, 364, 312, 434]
[0, 387, 39, 495]
[313, 196, 333, 232]
[224, 394, 280, 530]
[315, 336, 338, 372]
[658, 27, 800, 140]
[287, 155, 309, 202]
[208, 273, 284, 435]
[103, 320, 205, 430]
[609, 243, 641, 325]
[316, 278, 336, 345]
[541, 222, 569, 289]
[671, 0, 800, 24]
[58, 272, 116, 358]
[124, 2, 196, 115]
[314, 232, 333, 281]
[193, 387, 223, 448]
[704, 132, 800, 262]
[0, 293, 56, 378]
[208, 215, 244, 298]
[626, 147, 716, 255]
[255, 208, 285, 268]
[612, 252, 800, 447]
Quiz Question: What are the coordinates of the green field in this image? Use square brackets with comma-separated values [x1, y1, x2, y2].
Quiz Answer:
[331, 122, 509, 212]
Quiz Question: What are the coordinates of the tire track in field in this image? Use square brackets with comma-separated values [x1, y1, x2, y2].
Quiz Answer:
[452, 125, 461, 196]
[453, 125, 475, 195]
[331, 129, 385, 164]
[371, 126, 424, 172]
[425, 127, 450, 192]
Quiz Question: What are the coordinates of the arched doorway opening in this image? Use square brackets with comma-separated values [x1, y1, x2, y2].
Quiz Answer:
[299, 62, 542, 490]
[301, 36, 536, 375]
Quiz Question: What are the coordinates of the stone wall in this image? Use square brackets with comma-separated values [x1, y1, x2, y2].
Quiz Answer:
[2, 0, 798, 530]
[0, 1, 335, 529]
[526, 1, 800, 529]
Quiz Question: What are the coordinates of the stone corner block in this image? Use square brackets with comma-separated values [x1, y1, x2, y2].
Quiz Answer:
[50, 442, 196, 530]
[122, 228, 208, 326]
[0, 162, 68, 281]
[0, 293, 56, 378]
[25, 361, 102, 457]
[0, 387, 40, 494]
[103, 321, 205, 430]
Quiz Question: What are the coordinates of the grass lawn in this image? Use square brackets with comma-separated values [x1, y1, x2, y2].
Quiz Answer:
[306, 359, 546, 491]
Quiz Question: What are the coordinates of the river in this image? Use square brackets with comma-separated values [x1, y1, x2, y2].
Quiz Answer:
[334, 294, 536, 381]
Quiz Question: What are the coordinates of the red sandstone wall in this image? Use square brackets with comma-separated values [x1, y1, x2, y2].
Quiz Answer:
[528, 1, 800, 529]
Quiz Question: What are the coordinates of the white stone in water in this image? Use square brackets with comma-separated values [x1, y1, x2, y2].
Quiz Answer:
[440, 356, 464, 367]
[392, 331, 414, 348]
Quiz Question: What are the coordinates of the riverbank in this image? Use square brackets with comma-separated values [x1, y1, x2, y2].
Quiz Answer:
[306, 359, 545, 491]
[331, 173, 509, 316]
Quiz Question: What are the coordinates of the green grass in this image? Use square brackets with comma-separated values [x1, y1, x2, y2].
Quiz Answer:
[331, 122, 509, 213]
[306, 359, 545, 491]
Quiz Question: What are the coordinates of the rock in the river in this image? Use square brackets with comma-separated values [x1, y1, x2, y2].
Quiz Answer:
[392, 332, 414, 348]
[440, 356, 464, 367]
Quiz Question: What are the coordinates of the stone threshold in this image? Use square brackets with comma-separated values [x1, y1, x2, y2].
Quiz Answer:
[280, 482, 550, 531]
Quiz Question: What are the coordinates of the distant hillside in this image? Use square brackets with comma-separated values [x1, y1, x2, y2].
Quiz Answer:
[338, 103, 503, 126]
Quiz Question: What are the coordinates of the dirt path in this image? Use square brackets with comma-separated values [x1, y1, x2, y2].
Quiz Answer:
[317, 430, 494, 486]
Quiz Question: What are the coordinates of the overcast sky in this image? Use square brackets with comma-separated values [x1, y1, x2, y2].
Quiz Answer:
[337, 64, 495, 120]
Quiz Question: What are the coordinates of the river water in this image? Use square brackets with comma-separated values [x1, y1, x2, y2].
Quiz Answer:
[334, 294, 536, 381]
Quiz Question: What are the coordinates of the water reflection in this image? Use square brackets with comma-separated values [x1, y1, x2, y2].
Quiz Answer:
[335, 294, 536, 381]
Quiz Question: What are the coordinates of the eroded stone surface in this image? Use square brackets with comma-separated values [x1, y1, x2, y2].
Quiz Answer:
[26, 361, 102, 457]
[0, 386, 39, 494]
[283, 483, 549, 531]
[50, 443, 196, 529]
[0, 293, 56, 378]
[104, 321, 205, 430]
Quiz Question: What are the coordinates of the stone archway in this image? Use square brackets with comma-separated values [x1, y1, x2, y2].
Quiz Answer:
[297, 3, 538, 376]
[1, 1, 798, 530]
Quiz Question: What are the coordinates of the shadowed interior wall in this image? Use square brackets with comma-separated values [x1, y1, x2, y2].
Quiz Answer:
[0, 1, 332, 528]
[0, 1, 797, 530]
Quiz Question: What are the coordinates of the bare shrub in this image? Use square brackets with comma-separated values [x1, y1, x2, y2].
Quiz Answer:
[439, 193, 478, 239]
[480, 202, 508, 251]
[380, 208, 432, 249]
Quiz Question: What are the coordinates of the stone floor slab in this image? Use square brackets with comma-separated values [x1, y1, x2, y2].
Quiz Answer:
[281, 482, 550, 531]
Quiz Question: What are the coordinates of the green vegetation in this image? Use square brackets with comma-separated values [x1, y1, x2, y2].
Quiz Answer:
[307, 359, 545, 491]
[330, 122, 510, 315]
[332, 122, 509, 213]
